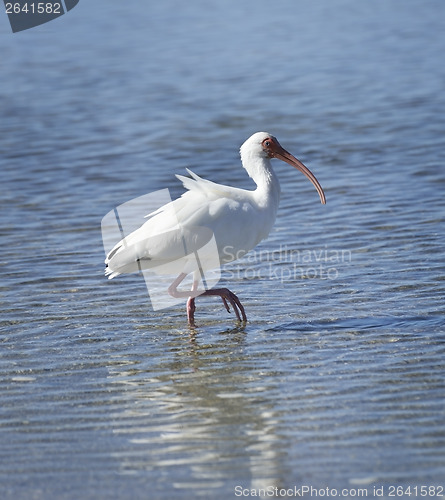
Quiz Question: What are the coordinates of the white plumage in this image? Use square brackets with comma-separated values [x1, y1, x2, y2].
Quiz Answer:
[105, 132, 326, 326]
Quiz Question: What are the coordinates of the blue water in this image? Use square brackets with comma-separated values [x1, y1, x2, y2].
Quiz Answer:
[1, 1, 444, 499]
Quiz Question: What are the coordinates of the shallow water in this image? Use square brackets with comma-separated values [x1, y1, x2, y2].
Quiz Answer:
[1, 1, 444, 499]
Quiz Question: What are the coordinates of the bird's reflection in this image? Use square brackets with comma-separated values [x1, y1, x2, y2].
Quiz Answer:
[187, 323, 246, 346]
[106, 324, 288, 494]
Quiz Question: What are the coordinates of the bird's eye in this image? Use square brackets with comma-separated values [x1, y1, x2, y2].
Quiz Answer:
[263, 139, 271, 147]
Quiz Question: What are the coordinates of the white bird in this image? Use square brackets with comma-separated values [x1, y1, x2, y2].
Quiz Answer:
[105, 132, 326, 326]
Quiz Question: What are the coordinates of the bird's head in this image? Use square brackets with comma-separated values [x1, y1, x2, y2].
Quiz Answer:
[240, 132, 326, 204]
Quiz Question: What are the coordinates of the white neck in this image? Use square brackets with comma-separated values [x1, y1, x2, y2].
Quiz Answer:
[241, 154, 281, 209]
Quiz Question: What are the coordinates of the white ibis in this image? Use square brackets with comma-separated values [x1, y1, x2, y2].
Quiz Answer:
[105, 132, 326, 326]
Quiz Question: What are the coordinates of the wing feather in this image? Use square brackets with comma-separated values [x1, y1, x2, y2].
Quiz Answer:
[105, 169, 262, 279]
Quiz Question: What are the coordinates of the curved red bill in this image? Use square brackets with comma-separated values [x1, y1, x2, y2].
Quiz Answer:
[268, 138, 326, 204]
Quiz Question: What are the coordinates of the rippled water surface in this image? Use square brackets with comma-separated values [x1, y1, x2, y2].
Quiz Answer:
[1, 1, 444, 499]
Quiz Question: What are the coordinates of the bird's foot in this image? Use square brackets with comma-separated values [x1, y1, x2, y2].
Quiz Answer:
[182, 283, 247, 327]
[201, 288, 247, 323]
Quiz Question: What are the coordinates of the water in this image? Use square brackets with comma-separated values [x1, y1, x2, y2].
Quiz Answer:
[1, 1, 444, 499]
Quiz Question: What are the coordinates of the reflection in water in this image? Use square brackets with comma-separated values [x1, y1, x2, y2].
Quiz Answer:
[107, 330, 285, 493]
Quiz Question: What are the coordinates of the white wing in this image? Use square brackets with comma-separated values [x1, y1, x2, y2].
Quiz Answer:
[105, 169, 274, 279]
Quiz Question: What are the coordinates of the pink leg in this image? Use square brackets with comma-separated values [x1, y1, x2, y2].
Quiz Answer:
[187, 297, 196, 326]
[168, 274, 247, 326]
[186, 280, 198, 327]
